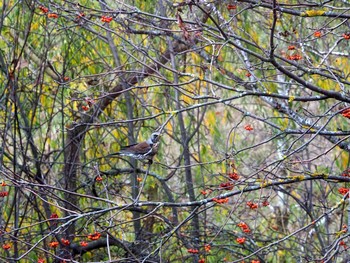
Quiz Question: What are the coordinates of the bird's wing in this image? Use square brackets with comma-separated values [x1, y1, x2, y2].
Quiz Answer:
[119, 143, 137, 150]
[119, 141, 151, 155]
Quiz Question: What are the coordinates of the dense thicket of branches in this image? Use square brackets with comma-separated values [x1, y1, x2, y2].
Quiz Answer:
[1, 0, 350, 262]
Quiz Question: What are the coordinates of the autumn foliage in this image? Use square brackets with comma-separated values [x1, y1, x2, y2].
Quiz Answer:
[1, 1, 350, 262]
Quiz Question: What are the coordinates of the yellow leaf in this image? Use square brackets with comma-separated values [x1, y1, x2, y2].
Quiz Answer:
[110, 141, 120, 153]
[166, 122, 173, 136]
[279, 117, 289, 131]
[181, 94, 193, 105]
[301, 125, 316, 132]
[266, 82, 278, 93]
[341, 151, 349, 170]
[291, 190, 301, 199]
[198, 70, 204, 81]
[31, 21, 40, 31]
[191, 53, 200, 64]
[100, 163, 111, 171]
[277, 250, 285, 257]
[204, 111, 216, 129]
[76, 82, 88, 92]
[249, 28, 259, 44]
[302, 10, 326, 17]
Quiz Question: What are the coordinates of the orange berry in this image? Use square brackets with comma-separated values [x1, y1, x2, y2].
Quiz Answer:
[188, 248, 199, 254]
[204, 244, 211, 252]
[96, 176, 103, 182]
[227, 4, 237, 10]
[262, 200, 269, 207]
[213, 197, 229, 204]
[80, 241, 88, 247]
[236, 237, 246, 244]
[228, 172, 240, 180]
[50, 213, 59, 219]
[101, 16, 113, 23]
[88, 232, 101, 240]
[61, 238, 70, 246]
[338, 187, 349, 196]
[246, 201, 258, 209]
[81, 105, 89, 111]
[0, 191, 9, 197]
[2, 243, 11, 250]
[219, 182, 234, 190]
[244, 124, 253, 131]
[39, 6, 49, 13]
[342, 33, 350, 40]
[47, 13, 59, 19]
[49, 241, 59, 248]
[314, 31, 322, 38]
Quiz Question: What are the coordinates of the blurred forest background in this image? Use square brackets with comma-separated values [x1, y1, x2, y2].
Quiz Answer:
[1, 0, 350, 262]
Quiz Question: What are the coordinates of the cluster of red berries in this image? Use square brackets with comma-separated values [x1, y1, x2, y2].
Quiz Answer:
[49, 241, 59, 248]
[228, 172, 240, 180]
[342, 33, 350, 40]
[38, 6, 49, 13]
[0, 191, 8, 197]
[187, 248, 199, 254]
[219, 181, 234, 190]
[61, 238, 70, 246]
[341, 109, 350, 119]
[227, 4, 236, 10]
[244, 124, 253, 131]
[237, 222, 251, 233]
[88, 231, 101, 240]
[341, 169, 350, 177]
[47, 13, 59, 19]
[0, 181, 8, 198]
[314, 31, 322, 38]
[286, 54, 302, 61]
[101, 16, 113, 23]
[246, 201, 258, 209]
[338, 187, 349, 196]
[213, 197, 229, 204]
[236, 237, 246, 244]
[96, 175, 103, 182]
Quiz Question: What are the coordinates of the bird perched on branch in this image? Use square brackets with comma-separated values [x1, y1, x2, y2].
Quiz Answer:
[115, 132, 160, 164]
